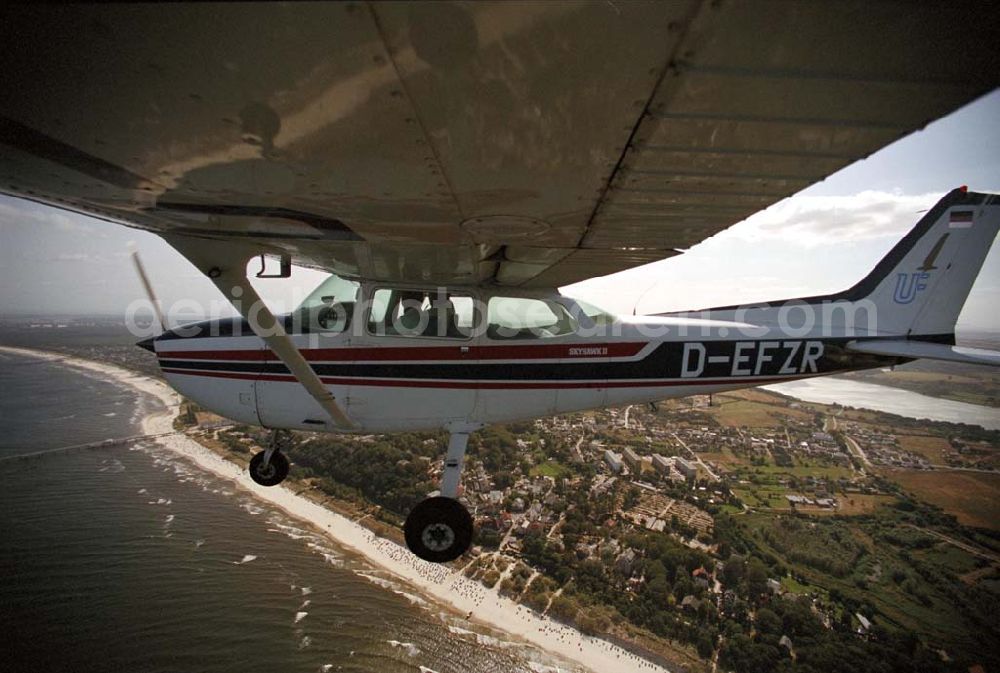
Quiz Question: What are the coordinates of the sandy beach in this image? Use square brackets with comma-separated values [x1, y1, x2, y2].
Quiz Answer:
[1, 345, 672, 673]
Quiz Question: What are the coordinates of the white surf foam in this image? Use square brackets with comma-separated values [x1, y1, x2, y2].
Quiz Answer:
[387, 640, 421, 657]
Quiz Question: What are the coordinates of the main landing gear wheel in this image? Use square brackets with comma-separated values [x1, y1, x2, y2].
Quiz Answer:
[404, 496, 474, 563]
[249, 449, 290, 487]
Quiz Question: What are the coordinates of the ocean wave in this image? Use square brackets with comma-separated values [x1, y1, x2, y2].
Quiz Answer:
[395, 590, 430, 608]
[387, 640, 421, 657]
[267, 521, 311, 539]
[356, 572, 399, 592]
[298, 635, 312, 650]
[447, 625, 512, 649]
[99, 458, 125, 473]
[233, 554, 257, 565]
[526, 663, 565, 673]
[294, 611, 308, 624]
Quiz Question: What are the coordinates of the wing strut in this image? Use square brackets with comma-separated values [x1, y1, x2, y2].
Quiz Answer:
[225, 273, 354, 429]
[164, 235, 353, 429]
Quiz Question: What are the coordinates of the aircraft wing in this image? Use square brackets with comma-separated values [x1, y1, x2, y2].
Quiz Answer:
[847, 340, 1000, 367]
[1, 2, 998, 287]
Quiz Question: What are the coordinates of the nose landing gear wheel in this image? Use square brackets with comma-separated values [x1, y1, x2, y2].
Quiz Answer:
[248, 450, 290, 487]
[404, 496, 474, 563]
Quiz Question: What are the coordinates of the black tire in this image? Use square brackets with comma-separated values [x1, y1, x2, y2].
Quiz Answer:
[404, 496, 474, 563]
[248, 450, 290, 487]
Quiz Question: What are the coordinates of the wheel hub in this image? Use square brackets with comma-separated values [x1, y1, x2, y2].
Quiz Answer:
[421, 523, 455, 552]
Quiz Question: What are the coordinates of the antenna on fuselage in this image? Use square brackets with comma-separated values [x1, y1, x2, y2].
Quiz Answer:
[632, 279, 660, 316]
[129, 244, 166, 334]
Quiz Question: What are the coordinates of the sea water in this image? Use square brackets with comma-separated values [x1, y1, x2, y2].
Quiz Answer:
[0, 351, 573, 673]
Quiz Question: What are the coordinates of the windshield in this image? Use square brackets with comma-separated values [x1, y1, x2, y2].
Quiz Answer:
[564, 295, 618, 326]
[296, 273, 360, 311]
[292, 273, 360, 332]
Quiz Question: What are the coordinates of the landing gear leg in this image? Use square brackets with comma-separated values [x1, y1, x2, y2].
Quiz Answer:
[404, 430, 474, 563]
[249, 429, 291, 487]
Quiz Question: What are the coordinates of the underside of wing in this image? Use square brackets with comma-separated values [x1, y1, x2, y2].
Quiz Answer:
[847, 340, 1000, 367]
[0, 2, 997, 286]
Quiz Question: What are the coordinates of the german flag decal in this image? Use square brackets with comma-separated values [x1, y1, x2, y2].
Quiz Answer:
[949, 210, 974, 228]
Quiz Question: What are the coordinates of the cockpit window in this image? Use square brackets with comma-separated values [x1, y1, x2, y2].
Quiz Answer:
[367, 288, 476, 339]
[292, 273, 360, 333]
[486, 296, 577, 340]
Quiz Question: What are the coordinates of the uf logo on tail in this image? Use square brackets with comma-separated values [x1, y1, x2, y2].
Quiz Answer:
[893, 272, 930, 304]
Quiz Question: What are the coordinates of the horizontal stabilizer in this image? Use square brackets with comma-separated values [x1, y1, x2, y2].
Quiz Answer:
[846, 340, 1000, 367]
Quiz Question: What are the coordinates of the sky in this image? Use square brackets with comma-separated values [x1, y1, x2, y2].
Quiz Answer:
[1, 89, 998, 332]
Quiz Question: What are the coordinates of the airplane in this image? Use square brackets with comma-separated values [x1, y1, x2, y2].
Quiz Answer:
[1, 3, 999, 562]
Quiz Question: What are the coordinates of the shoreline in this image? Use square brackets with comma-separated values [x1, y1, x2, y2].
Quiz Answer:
[0, 345, 672, 673]
[765, 376, 1000, 431]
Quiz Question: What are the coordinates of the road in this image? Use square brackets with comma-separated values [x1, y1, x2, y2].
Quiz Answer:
[907, 524, 1000, 564]
[672, 432, 719, 481]
[928, 464, 999, 474]
[843, 435, 871, 469]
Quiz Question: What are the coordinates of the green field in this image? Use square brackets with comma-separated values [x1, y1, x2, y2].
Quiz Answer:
[738, 511, 995, 652]
[530, 459, 572, 479]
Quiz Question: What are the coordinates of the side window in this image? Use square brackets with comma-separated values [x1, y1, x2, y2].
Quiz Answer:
[367, 288, 477, 339]
[486, 296, 577, 340]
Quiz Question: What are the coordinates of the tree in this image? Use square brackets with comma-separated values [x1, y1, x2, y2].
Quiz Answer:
[696, 631, 715, 658]
[746, 556, 768, 599]
[549, 594, 578, 622]
[723, 556, 746, 588]
[755, 607, 781, 637]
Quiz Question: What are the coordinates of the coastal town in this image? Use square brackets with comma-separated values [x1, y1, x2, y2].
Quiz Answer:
[199, 386, 999, 673]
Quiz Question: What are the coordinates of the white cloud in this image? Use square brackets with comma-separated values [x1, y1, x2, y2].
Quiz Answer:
[721, 191, 945, 247]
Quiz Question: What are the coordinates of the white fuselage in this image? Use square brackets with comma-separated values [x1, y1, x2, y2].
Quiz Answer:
[151, 301, 887, 433]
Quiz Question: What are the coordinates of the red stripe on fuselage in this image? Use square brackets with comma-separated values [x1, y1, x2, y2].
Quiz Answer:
[160, 367, 794, 389]
[156, 342, 646, 362]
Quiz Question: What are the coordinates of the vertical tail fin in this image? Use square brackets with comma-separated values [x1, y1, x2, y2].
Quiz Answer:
[845, 188, 999, 338]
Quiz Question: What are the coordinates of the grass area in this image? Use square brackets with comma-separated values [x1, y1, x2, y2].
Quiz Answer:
[916, 543, 983, 576]
[886, 469, 1000, 530]
[750, 463, 853, 480]
[781, 574, 819, 595]
[695, 450, 743, 465]
[733, 485, 790, 510]
[704, 400, 783, 427]
[896, 434, 951, 464]
[836, 494, 896, 515]
[530, 459, 572, 479]
[741, 512, 989, 651]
